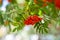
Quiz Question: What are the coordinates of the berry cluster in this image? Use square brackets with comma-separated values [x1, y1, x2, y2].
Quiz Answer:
[34, 0, 60, 9]
[55, 0, 60, 9]
[46, 0, 60, 9]
[24, 15, 42, 25]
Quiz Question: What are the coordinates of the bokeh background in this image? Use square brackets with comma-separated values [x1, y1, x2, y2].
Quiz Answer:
[0, 0, 60, 40]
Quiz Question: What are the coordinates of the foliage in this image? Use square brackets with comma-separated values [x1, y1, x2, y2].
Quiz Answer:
[0, 0, 60, 34]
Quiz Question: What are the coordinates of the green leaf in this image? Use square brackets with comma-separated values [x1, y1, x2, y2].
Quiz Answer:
[0, 12, 4, 25]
